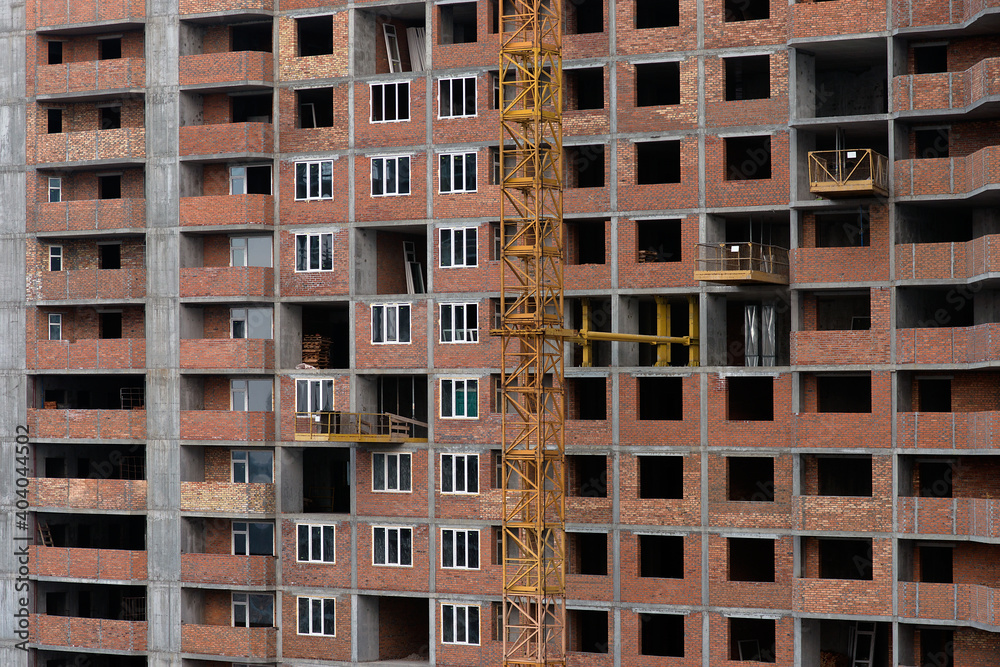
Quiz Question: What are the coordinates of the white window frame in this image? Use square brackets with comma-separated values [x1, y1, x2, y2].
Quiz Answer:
[48, 177, 61, 203]
[297, 596, 336, 636]
[438, 76, 477, 119]
[295, 378, 335, 413]
[441, 603, 480, 645]
[230, 307, 273, 340]
[371, 81, 411, 123]
[441, 378, 479, 419]
[232, 521, 274, 556]
[230, 236, 272, 268]
[48, 313, 63, 341]
[441, 453, 479, 494]
[371, 155, 411, 197]
[440, 303, 479, 344]
[441, 528, 480, 569]
[439, 152, 478, 194]
[372, 526, 413, 566]
[383, 24, 402, 73]
[439, 226, 478, 268]
[232, 593, 274, 628]
[231, 449, 274, 484]
[294, 160, 334, 201]
[297, 523, 336, 563]
[295, 232, 334, 272]
[231, 379, 273, 411]
[371, 303, 411, 344]
[48, 245, 63, 271]
[230, 166, 247, 195]
[372, 452, 412, 492]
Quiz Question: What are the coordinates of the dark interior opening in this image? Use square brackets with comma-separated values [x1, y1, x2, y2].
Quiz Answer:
[98, 37, 121, 60]
[570, 455, 607, 498]
[920, 629, 954, 667]
[726, 136, 772, 180]
[639, 455, 683, 499]
[636, 0, 680, 28]
[376, 596, 429, 661]
[569, 377, 606, 420]
[302, 448, 351, 513]
[98, 174, 121, 200]
[568, 0, 603, 34]
[640, 613, 685, 657]
[570, 532, 607, 575]
[815, 209, 871, 247]
[818, 538, 873, 580]
[816, 375, 871, 413]
[816, 293, 871, 331]
[99, 243, 121, 269]
[100, 106, 121, 130]
[243, 165, 272, 195]
[918, 460, 954, 498]
[728, 456, 774, 502]
[47, 108, 62, 134]
[570, 67, 604, 110]
[817, 456, 873, 496]
[725, 0, 770, 22]
[231, 92, 272, 123]
[572, 610, 609, 653]
[38, 513, 145, 550]
[725, 55, 770, 100]
[231, 22, 273, 52]
[729, 617, 776, 662]
[918, 378, 952, 413]
[378, 375, 429, 432]
[637, 141, 681, 184]
[297, 15, 333, 56]
[440, 2, 477, 44]
[636, 62, 680, 106]
[914, 45, 948, 74]
[99, 312, 123, 339]
[919, 545, 953, 584]
[568, 145, 605, 188]
[639, 535, 684, 578]
[48, 41, 63, 64]
[728, 538, 775, 582]
[637, 219, 682, 263]
[301, 305, 350, 369]
[727, 376, 774, 420]
[567, 220, 605, 264]
[638, 376, 683, 420]
[915, 128, 949, 159]
[637, 299, 693, 367]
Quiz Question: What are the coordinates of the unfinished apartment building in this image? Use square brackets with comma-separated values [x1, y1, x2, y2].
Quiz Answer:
[5, 0, 1000, 665]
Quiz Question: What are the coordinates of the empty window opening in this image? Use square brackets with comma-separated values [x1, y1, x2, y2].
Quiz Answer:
[302, 449, 351, 513]
[816, 375, 871, 413]
[636, 62, 680, 106]
[815, 209, 870, 248]
[918, 460, 953, 498]
[725, 55, 770, 100]
[301, 306, 350, 369]
[567, 220, 605, 264]
[816, 293, 870, 331]
[47, 108, 62, 134]
[729, 617, 776, 662]
[728, 538, 775, 582]
[377, 375, 429, 431]
[640, 613, 685, 657]
[727, 376, 774, 421]
[568, 377, 606, 420]
[636, 0, 679, 28]
[570, 609, 608, 653]
[99, 244, 121, 269]
[919, 545, 953, 584]
[488, 0, 500, 34]
[898, 286, 974, 329]
[637, 219, 682, 263]
[637, 299, 694, 367]
[639, 456, 683, 499]
[568, 68, 604, 110]
[920, 629, 954, 667]
[915, 128, 949, 159]
[230, 165, 272, 195]
[726, 136, 771, 180]
[638, 376, 683, 420]
[98, 174, 121, 200]
[99, 106, 121, 130]
[569, 455, 607, 498]
[818, 538, 873, 580]
[98, 37, 121, 60]
[817, 456, 873, 496]
[231, 22, 272, 52]
[725, 0, 769, 22]
[99, 312, 123, 339]
[297, 15, 333, 56]
[567, 0, 603, 34]
[914, 45, 947, 74]
[47, 41, 63, 64]
[637, 141, 681, 184]
[728, 456, 774, 502]
[231, 93, 272, 123]
[639, 535, 684, 578]
[297, 88, 333, 128]
[569, 532, 607, 575]
[567, 145, 605, 188]
[918, 378, 951, 413]
[439, 2, 477, 44]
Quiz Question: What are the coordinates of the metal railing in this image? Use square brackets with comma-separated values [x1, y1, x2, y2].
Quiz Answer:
[808, 148, 889, 196]
[294, 411, 427, 443]
[695, 242, 790, 279]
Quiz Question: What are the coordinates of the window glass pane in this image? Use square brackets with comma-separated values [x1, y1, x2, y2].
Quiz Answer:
[312, 525, 322, 561]
[324, 598, 335, 634]
[399, 157, 410, 194]
[372, 306, 384, 343]
[441, 155, 451, 192]
[455, 456, 466, 492]
[388, 454, 398, 490]
[465, 78, 476, 115]
[310, 235, 320, 270]
[442, 455, 453, 492]
[296, 164, 307, 199]
[321, 233, 333, 270]
[373, 84, 384, 121]
[399, 83, 409, 119]
[442, 381, 453, 417]
[443, 530, 454, 567]
[467, 381, 478, 417]
[309, 163, 320, 199]
[399, 305, 410, 342]
[321, 162, 333, 198]
[248, 380, 272, 411]
[321, 379, 334, 411]
[372, 160, 384, 196]
[468, 456, 479, 493]
[388, 528, 398, 563]
[234, 599, 247, 627]
[323, 525, 335, 561]
[441, 229, 453, 267]
[457, 607, 467, 642]
[248, 237, 271, 267]
[373, 453, 386, 490]
[386, 159, 397, 194]
[387, 306, 397, 343]
[374, 527, 386, 564]
[469, 606, 480, 644]
[248, 522, 273, 555]
[441, 305, 453, 342]
[234, 531, 247, 555]
[466, 154, 477, 191]
[469, 532, 479, 568]
[441, 79, 452, 116]
[456, 530, 466, 567]
[248, 451, 273, 483]
[298, 524, 309, 560]
[310, 380, 320, 413]
[400, 453, 411, 491]
[456, 382, 466, 417]
[247, 308, 272, 339]
[249, 594, 273, 627]
[232, 381, 247, 411]
[443, 606, 454, 643]
[311, 597, 322, 633]
[466, 229, 477, 265]
[401, 529, 412, 564]
[299, 597, 310, 633]
[296, 236, 308, 271]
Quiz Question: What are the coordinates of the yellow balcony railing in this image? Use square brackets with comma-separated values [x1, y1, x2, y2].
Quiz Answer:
[294, 411, 427, 443]
[808, 148, 889, 198]
[694, 242, 789, 285]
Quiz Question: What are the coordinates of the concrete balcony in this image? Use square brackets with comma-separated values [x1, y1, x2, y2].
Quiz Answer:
[181, 553, 275, 586]
[795, 413, 888, 449]
[31, 198, 145, 233]
[793, 578, 892, 616]
[898, 496, 1000, 540]
[180, 51, 272, 90]
[897, 324, 1000, 365]
[897, 235, 1000, 282]
[29, 478, 147, 511]
[32, 615, 147, 652]
[899, 582, 1000, 628]
[894, 58, 1000, 116]
[36, 268, 145, 301]
[793, 495, 891, 533]
[893, 0, 1000, 30]
[179, 194, 273, 228]
[35, 58, 144, 99]
[179, 410, 274, 441]
[180, 481, 275, 513]
[179, 122, 273, 158]
[788, 0, 886, 40]
[28, 408, 146, 440]
[179, 339, 274, 371]
[34, 128, 145, 166]
[28, 339, 145, 371]
[897, 411, 1000, 450]
[36, 0, 145, 29]
[791, 330, 891, 365]
[791, 246, 887, 283]
[30, 546, 147, 581]
[181, 624, 277, 659]
[180, 266, 273, 298]
[895, 145, 1000, 199]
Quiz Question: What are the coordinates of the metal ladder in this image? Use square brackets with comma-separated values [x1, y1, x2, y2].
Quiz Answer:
[850, 621, 877, 667]
[37, 520, 54, 547]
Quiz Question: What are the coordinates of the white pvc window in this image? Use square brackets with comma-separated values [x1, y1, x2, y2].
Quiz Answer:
[440, 152, 477, 193]
[371, 156, 411, 196]
[230, 237, 272, 267]
[383, 24, 402, 73]
[232, 522, 273, 556]
[48, 313, 62, 341]
[231, 379, 273, 411]
[372, 303, 411, 344]
[295, 233, 334, 272]
[298, 596, 336, 636]
[373, 526, 412, 566]
[295, 160, 334, 200]
[295, 378, 334, 412]
[441, 378, 478, 419]
[441, 528, 479, 569]
[441, 453, 479, 494]
[439, 77, 477, 118]
[297, 523, 336, 563]
[373, 452, 412, 492]
[439, 227, 477, 267]
[371, 81, 410, 122]
[232, 593, 274, 627]
[48, 177, 61, 203]
[232, 450, 274, 483]
[230, 307, 272, 339]
[49, 245, 63, 271]
[440, 303, 478, 343]
[442, 604, 480, 645]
